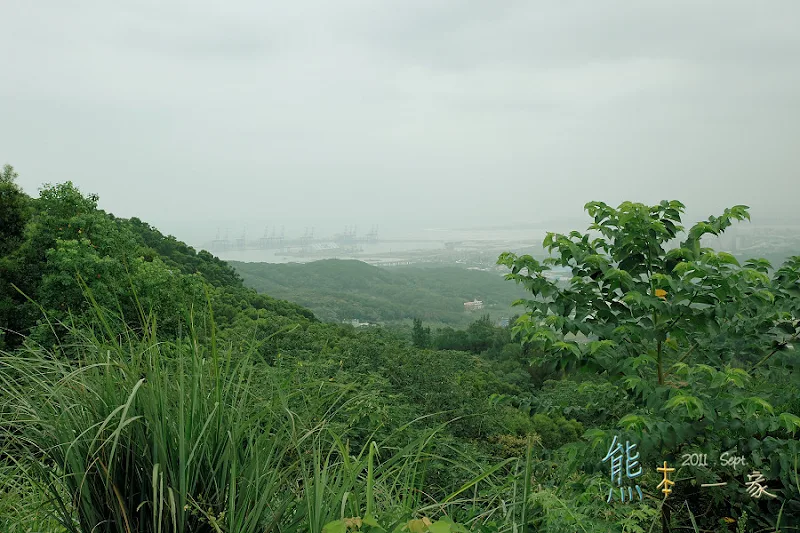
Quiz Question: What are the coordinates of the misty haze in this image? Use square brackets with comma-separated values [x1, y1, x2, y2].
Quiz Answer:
[1, 2, 799, 532]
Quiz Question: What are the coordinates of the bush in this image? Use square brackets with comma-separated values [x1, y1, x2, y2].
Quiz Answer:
[530, 414, 583, 450]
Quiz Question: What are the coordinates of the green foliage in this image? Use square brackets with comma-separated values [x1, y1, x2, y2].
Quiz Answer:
[230, 260, 525, 327]
[0, 462, 65, 533]
[322, 515, 471, 533]
[1, 315, 521, 533]
[533, 378, 634, 425]
[432, 315, 511, 355]
[432, 327, 471, 351]
[0, 178, 309, 350]
[1, 172, 534, 531]
[5, 172, 799, 532]
[17, 183, 211, 344]
[412, 318, 431, 348]
[4, 323, 290, 532]
[0, 165, 32, 349]
[499, 200, 800, 529]
[529, 414, 583, 450]
[0, 164, 29, 254]
[127, 217, 243, 288]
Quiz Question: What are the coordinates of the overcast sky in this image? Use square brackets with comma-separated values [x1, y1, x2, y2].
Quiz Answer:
[2, 1, 799, 245]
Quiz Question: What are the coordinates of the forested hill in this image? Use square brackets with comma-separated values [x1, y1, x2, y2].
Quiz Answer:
[3, 170, 800, 532]
[230, 259, 527, 326]
[0, 177, 316, 350]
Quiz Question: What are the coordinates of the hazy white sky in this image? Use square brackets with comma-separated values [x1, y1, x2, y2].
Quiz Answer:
[2, 1, 799, 244]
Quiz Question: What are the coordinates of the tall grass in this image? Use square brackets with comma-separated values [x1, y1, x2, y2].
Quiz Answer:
[3, 314, 291, 532]
[0, 304, 526, 533]
[0, 459, 66, 533]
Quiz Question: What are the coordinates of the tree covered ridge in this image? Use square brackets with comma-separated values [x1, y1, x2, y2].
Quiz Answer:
[230, 259, 526, 327]
[0, 173, 314, 350]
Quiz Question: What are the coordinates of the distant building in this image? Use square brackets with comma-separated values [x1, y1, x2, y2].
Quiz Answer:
[342, 318, 376, 328]
[311, 242, 340, 251]
[464, 299, 484, 312]
[497, 317, 510, 328]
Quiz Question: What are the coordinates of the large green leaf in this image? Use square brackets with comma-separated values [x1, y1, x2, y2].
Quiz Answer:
[778, 412, 800, 434]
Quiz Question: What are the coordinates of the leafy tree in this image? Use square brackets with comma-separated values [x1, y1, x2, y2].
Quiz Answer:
[127, 217, 243, 288]
[432, 326, 470, 352]
[466, 314, 500, 354]
[499, 201, 800, 528]
[0, 165, 28, 252]
[411, 318, 431, 348]
[530, 413, 583, 449]
[0, 163, 17, 182]
[0, 165, 32, 348]
[0, 181, 212, 345]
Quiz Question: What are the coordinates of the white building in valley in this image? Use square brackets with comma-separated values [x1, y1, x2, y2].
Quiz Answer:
[464, 299, 484, 312]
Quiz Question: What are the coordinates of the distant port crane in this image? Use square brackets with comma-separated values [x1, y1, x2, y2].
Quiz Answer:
[208, 224, 381, 252]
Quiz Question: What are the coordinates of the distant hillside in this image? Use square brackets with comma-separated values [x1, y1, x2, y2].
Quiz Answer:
[230, 259, 526, 326]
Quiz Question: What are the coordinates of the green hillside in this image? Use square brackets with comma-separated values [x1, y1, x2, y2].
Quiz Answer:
[230, 259, 526, 326]
[2, 168, 800, 532]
